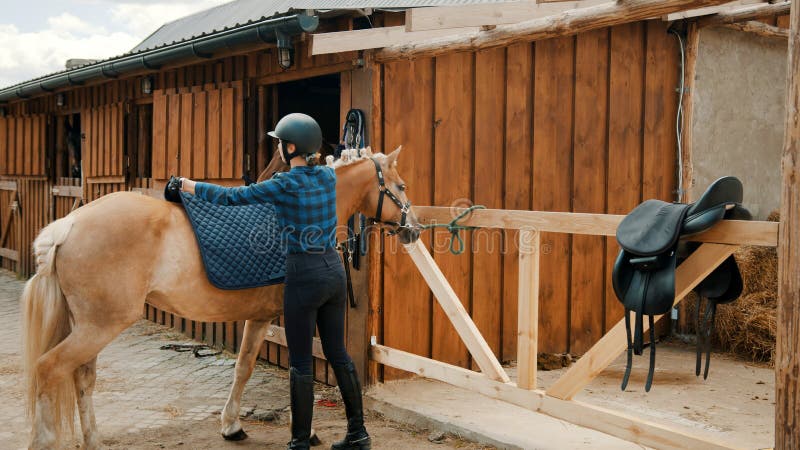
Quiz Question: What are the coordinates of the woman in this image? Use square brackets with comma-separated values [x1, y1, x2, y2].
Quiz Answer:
[178, 113, 371, 450]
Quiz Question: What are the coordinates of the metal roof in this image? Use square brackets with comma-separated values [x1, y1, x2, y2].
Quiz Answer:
[0, 0, 512, 97]
[132, 0, 512, 53]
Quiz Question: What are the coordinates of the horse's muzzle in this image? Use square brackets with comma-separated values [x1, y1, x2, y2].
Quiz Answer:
[398, 225, 421, 244]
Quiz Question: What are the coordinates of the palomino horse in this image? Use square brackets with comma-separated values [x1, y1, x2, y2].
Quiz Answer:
[21, 147, 419, 449]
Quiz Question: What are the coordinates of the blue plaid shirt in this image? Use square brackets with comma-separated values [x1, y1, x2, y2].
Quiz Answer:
[194, 165, 337, 254]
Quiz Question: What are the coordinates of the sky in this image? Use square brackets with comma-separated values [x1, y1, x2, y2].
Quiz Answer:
[0, 0, 233, 88]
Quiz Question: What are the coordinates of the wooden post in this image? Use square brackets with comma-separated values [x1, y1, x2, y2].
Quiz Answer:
[517, 229, 540, 389]
[680, 22, 699, 204]
[776, 1, 800, 447]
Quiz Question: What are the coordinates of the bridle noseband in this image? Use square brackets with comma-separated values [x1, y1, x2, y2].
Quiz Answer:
[368, 158, 412, 236]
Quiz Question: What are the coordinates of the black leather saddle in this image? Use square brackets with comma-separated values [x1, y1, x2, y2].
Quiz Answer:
[612, 176, 751, 391]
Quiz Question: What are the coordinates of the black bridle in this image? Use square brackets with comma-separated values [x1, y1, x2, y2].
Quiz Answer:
[368, 157, 411, 236]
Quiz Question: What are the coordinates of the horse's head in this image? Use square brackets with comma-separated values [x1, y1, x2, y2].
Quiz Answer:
[356, 146, 421, 244]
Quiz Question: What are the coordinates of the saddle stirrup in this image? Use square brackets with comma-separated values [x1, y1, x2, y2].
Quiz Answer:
[621, 311, 634, 391]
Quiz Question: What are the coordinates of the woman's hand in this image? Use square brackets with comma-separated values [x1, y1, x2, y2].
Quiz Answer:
[180, 178, 197, 195]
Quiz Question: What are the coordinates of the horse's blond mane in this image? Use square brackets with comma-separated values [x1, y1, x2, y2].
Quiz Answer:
[326, 147, 384, 169]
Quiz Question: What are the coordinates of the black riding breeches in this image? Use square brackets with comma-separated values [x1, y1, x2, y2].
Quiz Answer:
[284, 248, 352, 376]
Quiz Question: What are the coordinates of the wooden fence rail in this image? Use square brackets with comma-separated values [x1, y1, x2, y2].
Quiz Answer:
[371, 205, 778, 449]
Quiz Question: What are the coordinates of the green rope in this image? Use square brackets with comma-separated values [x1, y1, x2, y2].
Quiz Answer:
[420, 205, 486, 255]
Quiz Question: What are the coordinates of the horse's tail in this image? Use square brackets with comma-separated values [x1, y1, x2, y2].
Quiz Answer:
[21, 216, 76, 437]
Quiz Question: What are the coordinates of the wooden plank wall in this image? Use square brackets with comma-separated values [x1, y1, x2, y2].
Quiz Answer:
[376, 20, 679, 379]
[0, 115, 47, 176]
[151, 82, 244, 182]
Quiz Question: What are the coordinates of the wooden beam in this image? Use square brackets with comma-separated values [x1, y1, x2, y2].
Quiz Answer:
[403, 240, 510, 383]
[51, 185, 83, 198]
[375, 0, 736, 61]
[724, 20, 790, 38]
[371, 344, 741, 450]
[663, 0, 764, 21]
[254, 60, 357, 86]
[697, 1, 791, 27]
[546, 243, 738, 400]
[0, 180, 16, 191]
[311, 26, 478, 55]
[680, 22, 699, 203]
[265, 324, 326, 361]
[86, 175, 125, 184]
[413, 206, 779, 246]
[517, 230, 540, 390]
[0, 248, 18, 261]
[776, 1, 800, 447]
[405, 0, 607, 31]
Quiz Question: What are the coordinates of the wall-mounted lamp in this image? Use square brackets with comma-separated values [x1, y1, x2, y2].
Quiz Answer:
[276, 31, 294, 70]
[141, 76, 154, 95]
[56, 93, 65, 107]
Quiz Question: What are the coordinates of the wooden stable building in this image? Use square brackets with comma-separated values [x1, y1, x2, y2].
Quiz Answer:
[0, 0, 791, 392]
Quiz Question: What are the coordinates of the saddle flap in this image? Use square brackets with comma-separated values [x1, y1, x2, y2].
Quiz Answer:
[616, 200, 690, 255]
[694, 255, 743, 303]
[612, 250, 677, 315]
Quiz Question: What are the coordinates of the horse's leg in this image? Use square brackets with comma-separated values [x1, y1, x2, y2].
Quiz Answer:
[220, 319, 270, 440]
[74, 357, 99, 449]
[31, 322, 130, 449]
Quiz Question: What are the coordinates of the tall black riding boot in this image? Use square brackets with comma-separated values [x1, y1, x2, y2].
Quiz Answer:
[331, 361, 371, 450]
[288, 367, 315, 450]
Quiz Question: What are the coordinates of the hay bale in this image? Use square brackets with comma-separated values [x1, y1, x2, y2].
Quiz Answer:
[683, 211, 778, 365]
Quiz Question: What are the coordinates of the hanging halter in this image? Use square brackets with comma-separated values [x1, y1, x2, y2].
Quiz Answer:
[367, 157, 411, 236]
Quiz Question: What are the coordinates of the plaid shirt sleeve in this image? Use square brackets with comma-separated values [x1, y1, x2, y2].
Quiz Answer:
[193, 176, 285, 206]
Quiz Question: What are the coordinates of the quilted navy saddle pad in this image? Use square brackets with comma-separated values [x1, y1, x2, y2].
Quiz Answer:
[180, 192, 285, 290]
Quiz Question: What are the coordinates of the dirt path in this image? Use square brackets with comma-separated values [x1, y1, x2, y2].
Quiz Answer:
[0, 269, 489, 450]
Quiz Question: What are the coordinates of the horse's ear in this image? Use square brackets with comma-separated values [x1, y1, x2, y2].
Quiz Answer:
[386, 146, 402, 166]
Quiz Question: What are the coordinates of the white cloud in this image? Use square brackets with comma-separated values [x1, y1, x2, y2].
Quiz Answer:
[111, 1, 231, 40]
[0, 0, 231, 88]
[0, 23, 139, 87]
[47, 12, 107, 36]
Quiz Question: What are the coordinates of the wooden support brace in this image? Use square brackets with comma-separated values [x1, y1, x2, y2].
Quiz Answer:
[517, 230, 540, 390]
[546, 243, 738, 400]
[0, 248, 18, 261]
[403, 240, 510, 383]
[371, 344, 741, 450]
[71, 197, 82, 212]
[0, 191, 19, 249]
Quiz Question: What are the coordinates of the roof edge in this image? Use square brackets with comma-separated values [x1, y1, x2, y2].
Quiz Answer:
[0, 13, 318, 104]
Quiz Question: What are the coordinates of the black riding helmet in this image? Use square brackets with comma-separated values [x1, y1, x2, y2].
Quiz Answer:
[268, 113, 323, 162]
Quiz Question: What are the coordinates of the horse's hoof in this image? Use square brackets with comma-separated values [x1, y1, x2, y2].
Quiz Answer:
[310, 432, 322, 446]
[222, 428, 248, 441]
